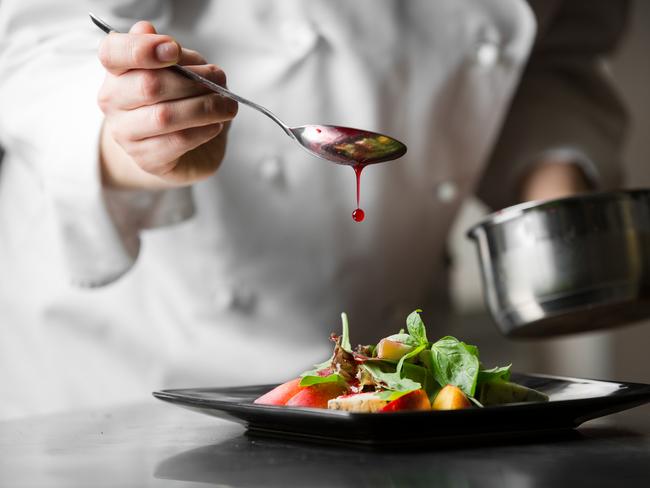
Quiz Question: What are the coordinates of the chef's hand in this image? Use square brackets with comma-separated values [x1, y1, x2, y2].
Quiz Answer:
[97, 21, 238, 189]
[520, 160, 591, 202]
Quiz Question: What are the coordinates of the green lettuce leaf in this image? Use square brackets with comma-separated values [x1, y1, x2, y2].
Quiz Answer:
[300, 358, 332, 377]
[340, 312, 352, 353]
[360, 360, 440, 401]
[477, 364, 512, 384]
[299, 373, 346, 387]
[395, 343, 427, 375]
[360, 362, 422, 392]
[375, 389, 418, 401]
[401, 362, 440, 400]
[300, 312, 353, 377]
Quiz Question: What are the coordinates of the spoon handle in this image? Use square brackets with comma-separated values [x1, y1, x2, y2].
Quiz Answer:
[89, 13, 294, 138]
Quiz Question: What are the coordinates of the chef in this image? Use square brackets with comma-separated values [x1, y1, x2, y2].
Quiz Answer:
[0, 0, 627, 419]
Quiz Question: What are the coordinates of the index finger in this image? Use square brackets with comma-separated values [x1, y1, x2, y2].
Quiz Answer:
[98, 32, 181, 75]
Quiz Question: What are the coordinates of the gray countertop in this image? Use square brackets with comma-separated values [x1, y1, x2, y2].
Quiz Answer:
[1, 401, 649, 487]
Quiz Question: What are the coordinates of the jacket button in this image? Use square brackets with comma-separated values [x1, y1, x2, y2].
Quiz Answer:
[233, 287, 257, 314]
[212, 286, 236, 311]
[474, 26, 502, 68]
[280, 20, 318, 55]
[475, 41, 500, 67]
[436, 181, 457, 203]
[258, 155, 286, 188]
[213, 285, 257, 314]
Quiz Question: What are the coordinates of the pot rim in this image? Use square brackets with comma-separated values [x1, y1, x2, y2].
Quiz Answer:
[466, 188, 650, 240]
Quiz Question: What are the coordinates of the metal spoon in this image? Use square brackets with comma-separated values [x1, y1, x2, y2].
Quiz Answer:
[89, 13, 407, 167]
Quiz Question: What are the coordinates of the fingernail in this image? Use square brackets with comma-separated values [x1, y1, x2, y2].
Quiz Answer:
[155, 42, 179, 63]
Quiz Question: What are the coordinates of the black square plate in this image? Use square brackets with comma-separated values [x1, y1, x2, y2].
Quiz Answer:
[153, 373, 650, 446]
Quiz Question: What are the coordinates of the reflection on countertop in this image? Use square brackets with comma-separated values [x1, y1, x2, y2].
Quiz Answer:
[154, 426, 648, 488]
[1, 401, 649, 488]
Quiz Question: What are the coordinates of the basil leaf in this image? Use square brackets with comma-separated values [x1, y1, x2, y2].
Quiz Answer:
[299, 373, 345, 387]
[406, 309, 428, 345]
[385, 333, 419, 348]
[429, 336, 480, 397]
[464, 343, 480, 358]
[477, 364, 512, 384]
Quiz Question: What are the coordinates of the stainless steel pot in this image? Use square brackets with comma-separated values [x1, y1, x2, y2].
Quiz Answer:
[467, 190, 650, 338]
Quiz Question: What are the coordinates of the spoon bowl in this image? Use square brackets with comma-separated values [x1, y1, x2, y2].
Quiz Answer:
[290, 125, 407, 166]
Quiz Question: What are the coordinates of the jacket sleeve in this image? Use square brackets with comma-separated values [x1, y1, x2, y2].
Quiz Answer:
[0, 0, 194, 287]
[476, 0, 629, 210]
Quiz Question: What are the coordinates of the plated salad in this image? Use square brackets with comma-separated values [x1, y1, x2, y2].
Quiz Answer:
[255, 310, 548, 412]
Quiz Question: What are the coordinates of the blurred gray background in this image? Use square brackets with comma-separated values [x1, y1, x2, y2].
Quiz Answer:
[449, 0, 650, 383]
[0, 2, 645, 384]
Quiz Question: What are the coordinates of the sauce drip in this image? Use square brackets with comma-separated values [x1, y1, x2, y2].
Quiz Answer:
[352, 164, 365, 222]
[295, 126, 406, 222]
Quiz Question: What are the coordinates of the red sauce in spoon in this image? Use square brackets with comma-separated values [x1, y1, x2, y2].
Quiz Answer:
[291, 125, 407, 223]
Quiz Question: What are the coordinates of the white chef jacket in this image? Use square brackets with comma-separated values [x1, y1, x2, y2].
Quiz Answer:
[0, 0, 625, 419]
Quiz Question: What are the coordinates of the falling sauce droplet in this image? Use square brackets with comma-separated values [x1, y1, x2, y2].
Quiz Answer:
[352, 164, 365, 223]
[316, 128, 322, 133]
